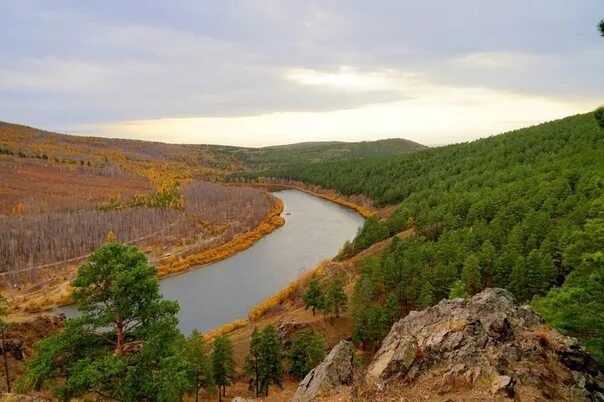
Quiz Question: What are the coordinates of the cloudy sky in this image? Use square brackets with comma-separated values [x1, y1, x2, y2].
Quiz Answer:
[1, 1, 602, 146]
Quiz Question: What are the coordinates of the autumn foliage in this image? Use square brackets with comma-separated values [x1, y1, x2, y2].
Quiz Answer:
[247, 259, 330, 321]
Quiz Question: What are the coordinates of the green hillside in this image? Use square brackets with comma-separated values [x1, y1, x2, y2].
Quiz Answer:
[214, 138, 425, 170]
[233, 112, 604, 362]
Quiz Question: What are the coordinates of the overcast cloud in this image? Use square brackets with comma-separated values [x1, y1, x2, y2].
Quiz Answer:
[0, 1, 602, 146]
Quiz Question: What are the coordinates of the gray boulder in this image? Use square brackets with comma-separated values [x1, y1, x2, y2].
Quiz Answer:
[292, 340, 354, 402]
[366, 288, 604, 401]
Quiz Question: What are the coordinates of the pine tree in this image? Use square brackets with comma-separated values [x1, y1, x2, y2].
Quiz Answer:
[257, 325, 283, 397]
[526, 249, 546, 298]
[27, 243, 189, 401]
[211, 335, 236, 402]
[244, 327, 262, 397]
[288, 329, 326, 379]
[509, 255, 528, 301]
[384, 292, 399, 324]
[461, 254, 482, 295]
[448, 279, 469, 299]
[418, 281, 434, 309]
[324, 278, 348, 324]
[187, 330, 214, 402]
[303, 279, 325, 316]
[479, 240, 496, 287]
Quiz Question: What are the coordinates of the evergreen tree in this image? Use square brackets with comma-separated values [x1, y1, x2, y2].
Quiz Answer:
[526, 249, 546, 298]
[364, 306, 391, 351]
[187, 330, 214, 402]
[211, 335, 236, 402]
[27, 243, 189, 401]
[384, 292, 399, 324]
[288, 329, 326, 379]
[479, 240, 496, 287]
[244, 327, 262, 397]
[418, 281, 435, 309]
[257, 325, 283, 397]
[324, 278, 348, 324]
[461, 254, 482, 295]
[509, 255, 528, 301]
[494, 251, 515, 288]
[448, 279, 469, 299]
[534, 207, 604, 364]
[303, 279, 325, 316]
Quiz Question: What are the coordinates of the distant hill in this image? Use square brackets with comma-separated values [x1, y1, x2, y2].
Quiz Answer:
[0, 121, 240, 214]
[214, 138, 425, 170]
[0, 120, 424, 213]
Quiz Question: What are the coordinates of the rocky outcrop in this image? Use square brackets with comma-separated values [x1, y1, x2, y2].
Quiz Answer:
[364, 288, 604, 401]
[292, 340, 354, 402]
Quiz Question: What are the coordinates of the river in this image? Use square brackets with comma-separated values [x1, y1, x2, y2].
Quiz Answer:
[55, 189, 364, 335]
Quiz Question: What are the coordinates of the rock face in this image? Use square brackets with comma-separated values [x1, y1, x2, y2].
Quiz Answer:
[292, 340, 354, 402]
[365, 288, 604, 401]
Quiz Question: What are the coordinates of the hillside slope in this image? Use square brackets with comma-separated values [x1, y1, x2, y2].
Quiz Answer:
[213, 138, 425, 170]
[233, 112, 604, 363]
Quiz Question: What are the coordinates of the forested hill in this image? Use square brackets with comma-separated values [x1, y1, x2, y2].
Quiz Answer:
[209, 137, 425, 170]
[241, 113, 603, 206]
[233, 112, 604, 363]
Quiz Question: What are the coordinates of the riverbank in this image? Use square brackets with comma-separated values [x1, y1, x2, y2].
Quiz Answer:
[9, 194, 285, 314]
[190, 230, 413, 401]
[156, 195, 285, 277]
[227, 180, 375, 218]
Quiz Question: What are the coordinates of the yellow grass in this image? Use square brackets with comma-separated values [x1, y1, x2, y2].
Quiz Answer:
[156, 197, 285, 277]
[247, 259, 329, 321]
[203, 319, 248, 341]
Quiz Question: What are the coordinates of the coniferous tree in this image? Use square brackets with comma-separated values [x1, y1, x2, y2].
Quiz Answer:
[187, 330, 214, 402]
[479, 240, 496, 287]
[509, 255, 528, 301]
[418, 281, 435, 309]
[27, 243, 189, 401]
[384, 292, 399, 324]
[211, 335, 236, 402]
[526, 249, 546, 298]
[534, 208, 604, 364]
[288, 329, 326, 379]
[303, 279, 325, 316]
[324, 278, 348, 324]
[461, 254, 482, 295]
[257, 325, 283, 397]
[449, 279, 469, 299]
[244, 327, 262, 397]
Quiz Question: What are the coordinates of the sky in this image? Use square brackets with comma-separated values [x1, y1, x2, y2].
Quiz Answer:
[0, 1, 602, 147]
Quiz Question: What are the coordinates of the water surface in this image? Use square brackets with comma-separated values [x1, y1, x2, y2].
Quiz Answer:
[56, 190, 364, 334]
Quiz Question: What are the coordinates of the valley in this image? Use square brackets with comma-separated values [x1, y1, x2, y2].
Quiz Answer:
[2, 4, 603, 401]
[1, 111, 603, 401]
